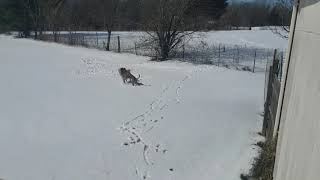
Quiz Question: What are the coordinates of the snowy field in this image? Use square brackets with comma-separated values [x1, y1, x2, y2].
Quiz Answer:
[39, 29, 288, 71]
[198, 29, 288, 49]
[0, 35, 265, 180]
[39, 29, 288, 50]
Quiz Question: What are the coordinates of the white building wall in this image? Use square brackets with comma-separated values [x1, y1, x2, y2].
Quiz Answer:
[274, 0, 320, 180]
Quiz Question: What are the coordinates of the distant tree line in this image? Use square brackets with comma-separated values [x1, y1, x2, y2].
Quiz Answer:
[0, 0, 227, 35]
[0, 0, 292, 60]
[219, 1, 293, 29]
[0, 0, 293, 35]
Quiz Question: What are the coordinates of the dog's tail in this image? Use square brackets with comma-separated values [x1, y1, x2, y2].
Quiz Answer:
[136, 82, 144, 86]
[136, 74, 143, 86]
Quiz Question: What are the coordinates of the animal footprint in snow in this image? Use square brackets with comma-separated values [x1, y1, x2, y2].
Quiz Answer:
[154, 144, 168, 154]
[129, 136, 141, 145]
[155, 144, 160, 152]
[150, 119, 158, 123]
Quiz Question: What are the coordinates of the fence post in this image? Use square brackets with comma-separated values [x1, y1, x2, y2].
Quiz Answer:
[253, 49, 257, 73]
[273, 49, 278, 66]
[218, 44, 221, 66]
[279, 52, 284, 80]
[82, 34, 85, 46]
[237, 46, 240, 64]
[233, 46, 235, 64]
[76, 33, 79, 46]
[117, 36, 121, 53]
[96, 32, 99, 47]
[134, 42, 138, 55]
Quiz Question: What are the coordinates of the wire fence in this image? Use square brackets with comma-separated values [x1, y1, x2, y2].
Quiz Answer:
[262, 49, 285, 139]
[38, 32, 284, 73]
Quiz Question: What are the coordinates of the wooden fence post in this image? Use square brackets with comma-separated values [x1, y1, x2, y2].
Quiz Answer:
[82, 34, 85, 46]
[253, 49, 257, 73]
[273, 49, 278, 66]
[279, 52, 284, 80]
[68, 32, 71, 45]
[96, 32, 99, 47]
[117, 36, 121, 53]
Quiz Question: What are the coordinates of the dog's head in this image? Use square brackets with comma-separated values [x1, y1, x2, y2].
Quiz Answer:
[119, 67, 131, 74]
[119, 67, 127, 74]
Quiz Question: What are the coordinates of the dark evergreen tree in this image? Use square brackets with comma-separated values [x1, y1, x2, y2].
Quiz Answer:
[0, 0, 32, 36]
[187, 0, 228, 19]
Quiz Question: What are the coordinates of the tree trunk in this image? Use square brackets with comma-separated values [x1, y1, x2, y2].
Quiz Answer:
[34, 29, 38, 39]
[160, 43, 170, 61]
[106, 30, 111, 51]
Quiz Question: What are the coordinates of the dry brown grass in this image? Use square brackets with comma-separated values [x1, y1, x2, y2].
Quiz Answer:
[241, 138, 278, 180]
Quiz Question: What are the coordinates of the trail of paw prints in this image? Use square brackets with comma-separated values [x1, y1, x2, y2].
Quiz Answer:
[119, 85, 172, 180]
[120, 125, 169, 168]
[121, 85, 170, 128]
[175, 75, 190, 104]
[135, 167, 150, 180]
[174, 66, 208, 104]
[119, 75, 197, 179]
[120, 85, 171, 139]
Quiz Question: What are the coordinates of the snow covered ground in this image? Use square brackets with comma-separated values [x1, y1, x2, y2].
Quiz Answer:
[40, 29, 287, 71]
[0, 35, 265, 180]
[41, 29, 288, 50]
[196, 29, 288, 49]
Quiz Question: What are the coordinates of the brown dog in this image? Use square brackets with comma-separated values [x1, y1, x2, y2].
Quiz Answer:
[118, 68, 143, 86]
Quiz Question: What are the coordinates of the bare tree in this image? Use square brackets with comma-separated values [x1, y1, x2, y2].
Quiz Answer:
[142, 0, 228, 60]
[42, 0, 65, 41]
[143, 0, 195, 61]
[96, 0, 120, 51]
[23, 0, 41, 39]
